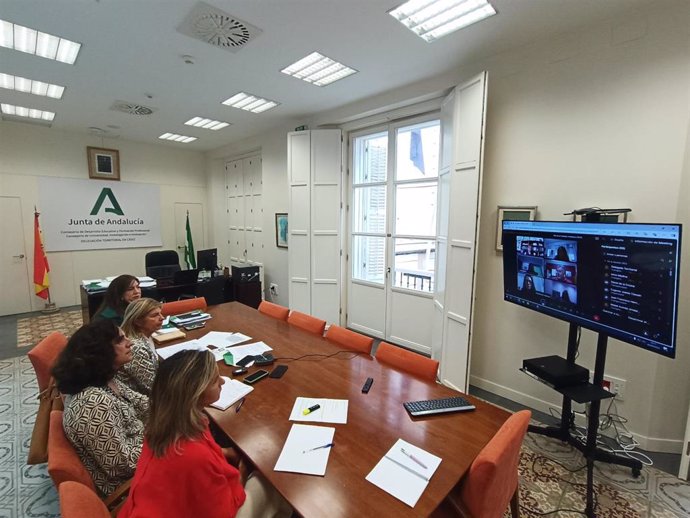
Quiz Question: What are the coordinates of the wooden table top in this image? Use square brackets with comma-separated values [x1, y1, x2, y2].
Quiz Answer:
[181, 302, 509, 518]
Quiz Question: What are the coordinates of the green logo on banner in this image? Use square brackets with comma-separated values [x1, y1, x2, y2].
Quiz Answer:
[90, 188, 124, 215]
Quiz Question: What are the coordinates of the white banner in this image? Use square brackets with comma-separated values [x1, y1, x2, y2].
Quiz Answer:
[39, 178, 162, 251]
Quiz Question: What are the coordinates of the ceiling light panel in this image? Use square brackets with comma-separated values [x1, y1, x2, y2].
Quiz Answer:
[281, 52, 357, 86]
[159, 132, 197, 143]
[184, 116, 230, 130]
[0, 73, 65, 98]
[1, 103, 55, 120]
[389, 0, 496, 42]
[0, 18, 82, 64]
[222, 92, 279, 113]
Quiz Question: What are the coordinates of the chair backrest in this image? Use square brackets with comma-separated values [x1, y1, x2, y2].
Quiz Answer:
[161, 297, 207, 316]
[375, 341, 439, 382]
[145, 250, 180, 279]
[28, 331, 68, 393]
[258, 301, 290, 321]
[47, 410, 97, 492]
[459, 410, 531, 518]
[287, 310, 327, 336]
[325, 325, 374, 355]
[59, 481, 111, 518]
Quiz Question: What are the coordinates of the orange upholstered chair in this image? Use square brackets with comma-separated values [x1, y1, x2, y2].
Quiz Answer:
[59, 481, 111, 518]
[449, 410, 531, 518]
[258, 301, 290, 321]
[287, 310, 327, 336]
[47, 410, 97, 491]
[325, 325, 374, 355]
[161, 297, 207, 316]
[28, 331, 68, 393]
[375, 341, 439, 382]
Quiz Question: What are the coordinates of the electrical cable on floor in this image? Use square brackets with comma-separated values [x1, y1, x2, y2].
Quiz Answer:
[522, 455, 592, 516]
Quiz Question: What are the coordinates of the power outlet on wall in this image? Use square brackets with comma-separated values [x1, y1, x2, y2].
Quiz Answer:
[269, 283, 278, 296]
[603, 375, 626, 400]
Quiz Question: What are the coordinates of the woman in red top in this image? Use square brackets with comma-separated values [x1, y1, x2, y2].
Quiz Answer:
[118, 350, 291, 518]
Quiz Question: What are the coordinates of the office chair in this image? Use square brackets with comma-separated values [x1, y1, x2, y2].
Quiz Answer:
[59, 481, 112, 518]
[375, 342, 439, 382]
[287, 310, 327, 336]
[258, 301, 290, 321]
[325, 325, 374, 355]
[145, 250, 181, 279]
[28, 331, 68, 393]
[161, 297, 207, 316]
[444, 410, 531, 518]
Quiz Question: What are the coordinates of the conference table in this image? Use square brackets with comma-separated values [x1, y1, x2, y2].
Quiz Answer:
[178, 302, 509, 517]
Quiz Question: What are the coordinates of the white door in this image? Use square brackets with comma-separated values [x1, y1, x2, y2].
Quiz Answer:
[174, 203, 203, 267]
[347, 117, 440, 354]
[0, 197, 32, 315]
[226, 156, 263, 266]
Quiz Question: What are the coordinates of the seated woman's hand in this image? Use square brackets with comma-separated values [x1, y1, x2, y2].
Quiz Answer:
[221, 446, 241, 467]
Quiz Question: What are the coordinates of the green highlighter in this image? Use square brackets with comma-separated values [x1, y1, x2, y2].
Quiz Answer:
[223, 352, 234, 366]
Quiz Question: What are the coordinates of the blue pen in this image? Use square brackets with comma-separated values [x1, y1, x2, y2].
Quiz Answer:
[235, 398, 245, 413]
[302, 442, 334, 454]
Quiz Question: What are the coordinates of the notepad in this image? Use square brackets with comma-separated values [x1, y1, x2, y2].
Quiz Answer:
[289, 397, 348, 424]
[152, 328, 186, 344]
[156, 339, 206, 359]
[274, 424, 335, 476]
[366, 439, 441, 507]
[209, 377, 253, 410]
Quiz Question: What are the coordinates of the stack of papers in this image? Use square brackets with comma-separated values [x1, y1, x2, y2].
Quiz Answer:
[209, 377, 253, 410]
[170, 311, 211, 326]
[219, 341, 272, 365]
[366, 439, 441, 507]
[274, 424, 335, 476]
[156, 339, 207, 359]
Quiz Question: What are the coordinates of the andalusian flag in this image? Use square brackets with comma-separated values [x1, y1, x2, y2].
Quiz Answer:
[184, 211, 196, 269]
[33, 211, 50, 300]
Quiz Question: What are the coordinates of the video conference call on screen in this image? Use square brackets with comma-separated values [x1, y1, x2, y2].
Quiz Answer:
[502, 221, 682, 358]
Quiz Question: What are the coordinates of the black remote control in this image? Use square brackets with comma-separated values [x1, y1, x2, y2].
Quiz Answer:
[362, 377, 373, 393]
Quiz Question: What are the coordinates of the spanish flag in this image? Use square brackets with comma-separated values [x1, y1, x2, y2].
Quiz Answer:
[33, 211, 50, 300]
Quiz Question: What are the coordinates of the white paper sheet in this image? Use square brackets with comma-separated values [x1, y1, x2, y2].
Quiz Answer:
[156, 339, 206, 359]
[365, 439, 442, 508]
[289, 397, 349, 424]
[209, 377, 253, 410]
[274, 424, 335, 476]
[222, 341, 272, 364]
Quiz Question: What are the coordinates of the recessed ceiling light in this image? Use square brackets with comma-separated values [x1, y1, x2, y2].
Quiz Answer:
[0, 18, 82, 64]
[159, 132, 197, 143]
[1, 103, 55, 121]
[281, 52, 357, 86]
[184, 116, 230, 130]
[222, 92, 279, 113]
[389, 0, 496, 42]
[0, 72, 65, 99]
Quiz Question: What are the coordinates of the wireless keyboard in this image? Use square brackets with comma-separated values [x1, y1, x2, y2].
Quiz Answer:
[403, 396, 476, 417]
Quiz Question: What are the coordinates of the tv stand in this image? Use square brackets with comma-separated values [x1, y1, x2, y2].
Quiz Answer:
[525, 323, 642, 518]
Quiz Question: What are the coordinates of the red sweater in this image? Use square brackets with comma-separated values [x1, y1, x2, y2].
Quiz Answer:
[118, 427, 246, 518]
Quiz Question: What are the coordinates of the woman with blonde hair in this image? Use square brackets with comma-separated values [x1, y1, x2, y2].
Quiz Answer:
[118, 350, 291, 518]
[119, 297, 164, 395]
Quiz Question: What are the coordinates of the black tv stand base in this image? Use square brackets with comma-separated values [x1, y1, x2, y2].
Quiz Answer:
[523, 327, 643, 518]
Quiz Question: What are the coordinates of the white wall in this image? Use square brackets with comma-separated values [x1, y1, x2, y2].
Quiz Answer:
[204, 3, 690, 450]
[0, 122, 206, 311]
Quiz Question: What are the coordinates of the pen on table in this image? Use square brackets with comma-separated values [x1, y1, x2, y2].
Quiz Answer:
[235, 398, 245, 413]
[302, 404, 320, 415]
[302, 442, 334, 454]
[385, 455, 429, 481]
[401, 447, 428, 469]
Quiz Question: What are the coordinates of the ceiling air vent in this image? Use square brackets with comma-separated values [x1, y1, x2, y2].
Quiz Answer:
[177, 1, 262, 53]
[110, 101, 156, 116]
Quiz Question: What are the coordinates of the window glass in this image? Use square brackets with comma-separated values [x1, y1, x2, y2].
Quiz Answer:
[352, 235, 386, 284]
[395, 182, 437, 236]
[353, 132, 387, 185]
[352, 186, 386, 234]
[393, 238, 435, 292]
[395, 122, 440, 181]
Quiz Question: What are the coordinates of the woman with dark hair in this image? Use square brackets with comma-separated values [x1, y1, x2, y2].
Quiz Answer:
[94, 274, 141, 326]
[118, 350, 291, 518]
[520, 274, 537, 294]
[119, 298, 164, 395]
[52, 320, 148, 497]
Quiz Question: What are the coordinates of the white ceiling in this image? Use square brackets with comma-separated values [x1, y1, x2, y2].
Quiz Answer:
[0, 0, 669, 151]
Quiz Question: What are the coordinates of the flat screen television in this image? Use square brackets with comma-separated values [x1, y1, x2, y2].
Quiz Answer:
[197, 248, 218, 271]
[502, 221, 682, 358]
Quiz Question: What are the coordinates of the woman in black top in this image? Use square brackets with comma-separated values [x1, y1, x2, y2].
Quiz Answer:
[94, 274, 141, 326]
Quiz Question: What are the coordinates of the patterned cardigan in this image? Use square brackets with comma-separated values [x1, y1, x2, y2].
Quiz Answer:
[63, 379, 148, 496]
[116, 336, 159, 396]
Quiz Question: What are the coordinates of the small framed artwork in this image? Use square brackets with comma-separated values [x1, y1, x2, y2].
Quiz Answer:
[87, 146, 120, 181]
[496, 205, 537, 251]
[275, 213, 288, 248]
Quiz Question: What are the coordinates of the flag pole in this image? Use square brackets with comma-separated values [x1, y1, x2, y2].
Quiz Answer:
[34, 206, 59, 314]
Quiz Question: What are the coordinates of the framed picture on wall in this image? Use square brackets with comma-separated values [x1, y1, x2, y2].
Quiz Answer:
[496, 205, 537, 251]
[275, 213, 288, 248]
[87, 146, 120, 180]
